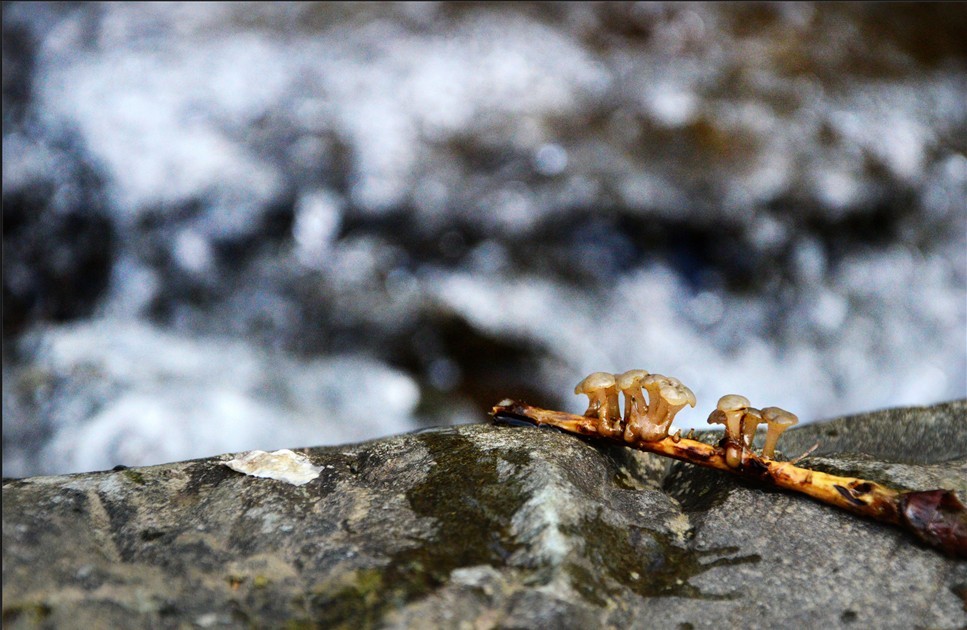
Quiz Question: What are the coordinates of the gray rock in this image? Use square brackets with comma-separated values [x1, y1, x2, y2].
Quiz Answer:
[3, 400, 966, 629]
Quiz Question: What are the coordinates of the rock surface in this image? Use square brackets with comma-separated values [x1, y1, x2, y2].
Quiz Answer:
[3, 400, 966, 629]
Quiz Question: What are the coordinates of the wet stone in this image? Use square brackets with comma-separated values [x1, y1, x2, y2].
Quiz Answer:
[3, 401, 966, 628]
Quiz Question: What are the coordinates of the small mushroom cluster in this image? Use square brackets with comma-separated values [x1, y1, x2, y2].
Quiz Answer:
[574, 371, 799, 465]
[575, 370, 696, 443]
[707, 394, 798, 468]
[494, 388, 967, 557]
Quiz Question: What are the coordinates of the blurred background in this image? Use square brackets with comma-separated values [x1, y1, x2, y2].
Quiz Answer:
[3, 2, 965, 476]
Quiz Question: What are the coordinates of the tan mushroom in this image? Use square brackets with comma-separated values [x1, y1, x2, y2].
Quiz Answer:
[741, 407, 763, 449]
[723, 442, 744, 469]
[761, 407, 799, 458]
[622, 372, 654, 442]
[634, 374, 696, 441]
[616, 369, 649, 424]
[715, 394, 750, 444]
[707, 394, 751, 468]
[656, 376, 697, 432]
[574, 372, 621, 437]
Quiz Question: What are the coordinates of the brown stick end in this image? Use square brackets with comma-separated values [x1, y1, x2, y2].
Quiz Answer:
[490, 399, 539, 428]
[898, 489, 967, 558]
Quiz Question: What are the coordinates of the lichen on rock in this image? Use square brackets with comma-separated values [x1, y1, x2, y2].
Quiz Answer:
[222, 449, 323, 486]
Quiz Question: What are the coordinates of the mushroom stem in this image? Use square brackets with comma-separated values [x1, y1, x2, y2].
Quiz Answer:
[617, 369, 649, 438]
[761, 407, 799, 458]
[741, 408, 763, 449]
[622, 389, 638, 423]
[726, 415, 742, 441]
[715, 395, 750, 445]
[491, 399, 967, 558]
[625, 378, 664, 441]
[601, 388, 621, 436]
[631, 374, 695, 442]
[657, 405, 681, 434]
[724, 443, 743, 469]
[762, 429, 782, 458]
[643, 381, 666, 428]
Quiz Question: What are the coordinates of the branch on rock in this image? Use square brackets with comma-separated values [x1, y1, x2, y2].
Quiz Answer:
[491, 375, 967, 558]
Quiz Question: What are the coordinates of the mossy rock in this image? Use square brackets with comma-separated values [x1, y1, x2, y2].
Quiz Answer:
[3, 401, 966, 628]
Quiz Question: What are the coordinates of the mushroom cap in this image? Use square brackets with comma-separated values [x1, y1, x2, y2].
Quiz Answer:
[761, 406, 799, 427]
[575, 371, 616, 395]
[616, 369, 649, 390]
[659, 378, 697, 407]
[744, 407, 763, 423]
[717, 394, 751, 412]
[707, 409, 728, 426]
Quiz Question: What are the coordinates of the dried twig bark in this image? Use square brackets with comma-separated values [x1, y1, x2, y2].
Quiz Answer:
[491, 399, 967, 558]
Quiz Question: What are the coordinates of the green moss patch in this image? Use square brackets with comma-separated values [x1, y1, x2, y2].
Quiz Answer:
[309, 430, 531, 626]
[563, 512, 760, 603]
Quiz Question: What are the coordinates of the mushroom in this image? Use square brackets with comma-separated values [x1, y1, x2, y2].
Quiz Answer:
[634, 374, 696, 441]
[668, 427, 682, 443]
[491, 398, 967, 557]
[741, 407, 763, 449]
[760, 407, 799, 459]
[723, 442, 744, 470]
[655, 376, 697, 433]
[574, 372, 621, 437]
[616, 369, 649, 424]
[706, 408, 728, 432]
[708, 395, 751, 468]
[714, 394, 750, 444]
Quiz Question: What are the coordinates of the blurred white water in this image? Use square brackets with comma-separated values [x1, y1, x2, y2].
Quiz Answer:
[6, 319, 419, 475]
[429, 257, 964, 428]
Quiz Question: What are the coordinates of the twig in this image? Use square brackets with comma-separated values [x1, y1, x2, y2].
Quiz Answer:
[490, 399, 967, 558]
[789, 441, 820, 465]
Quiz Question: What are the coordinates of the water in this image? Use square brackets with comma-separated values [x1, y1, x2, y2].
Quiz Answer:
[3, 3, 965, 475]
